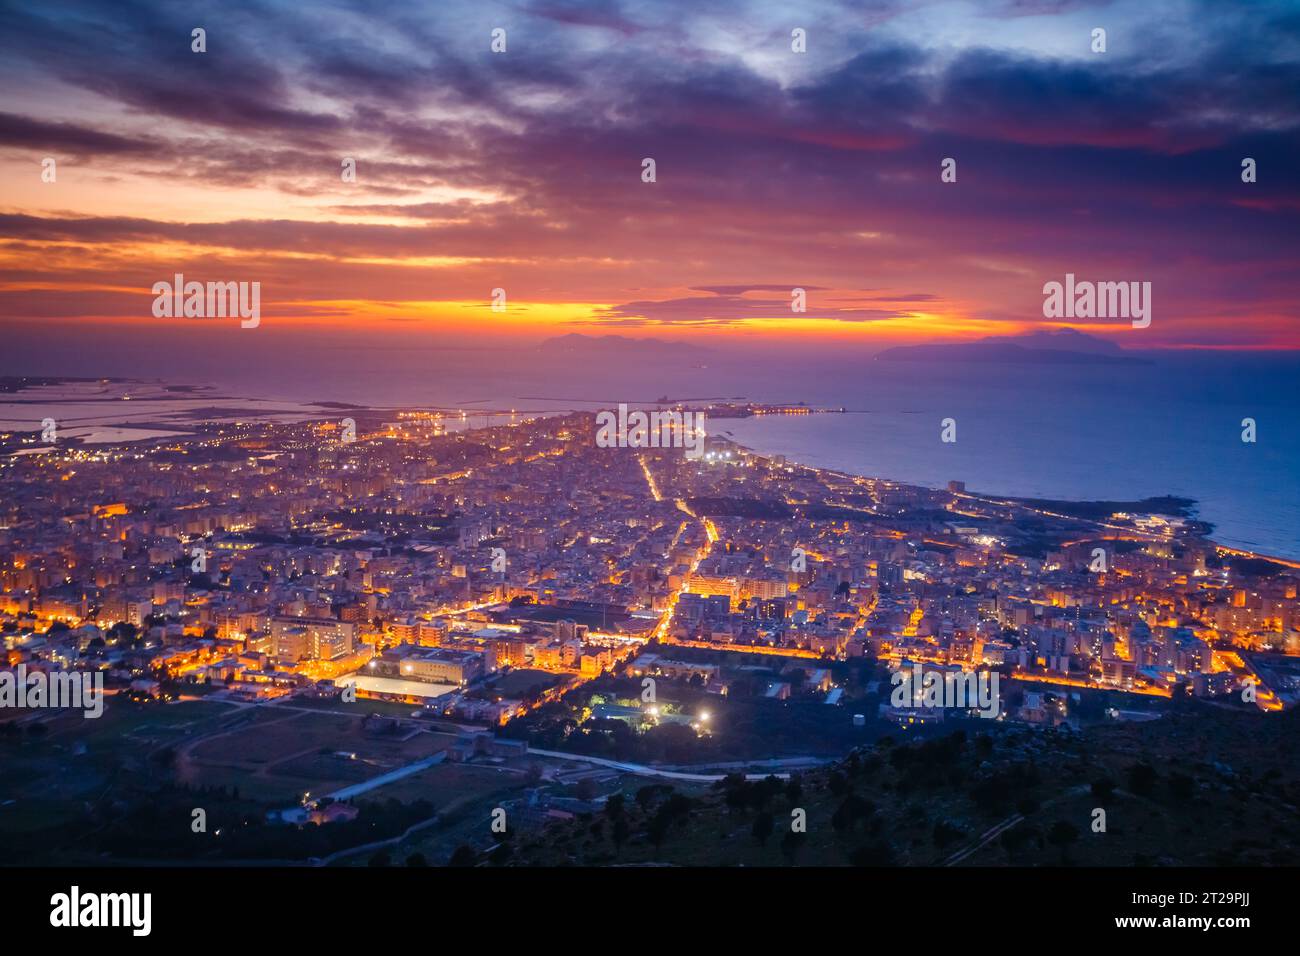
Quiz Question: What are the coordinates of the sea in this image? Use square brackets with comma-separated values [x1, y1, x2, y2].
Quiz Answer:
[4, 330, 1298, 559]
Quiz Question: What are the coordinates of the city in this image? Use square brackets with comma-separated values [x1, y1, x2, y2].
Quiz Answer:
[3, 387, 1297, 870]
[1, 0, 1296, 936]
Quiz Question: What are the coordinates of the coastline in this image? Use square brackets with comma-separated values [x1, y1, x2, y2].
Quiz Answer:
[717, 435, 1300, 570]
[3, 375, 1297, 567]
[712, 410, 1300, 565]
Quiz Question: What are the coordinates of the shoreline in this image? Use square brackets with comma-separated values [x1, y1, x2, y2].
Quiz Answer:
[4, 376, 1297, 568]
[715, 435, 1300, 570]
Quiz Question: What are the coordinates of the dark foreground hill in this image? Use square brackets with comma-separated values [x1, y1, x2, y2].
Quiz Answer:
[500, 704, 1300, 867]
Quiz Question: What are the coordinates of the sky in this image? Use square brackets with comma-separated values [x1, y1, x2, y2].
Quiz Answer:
[1, 0, 1298, 353]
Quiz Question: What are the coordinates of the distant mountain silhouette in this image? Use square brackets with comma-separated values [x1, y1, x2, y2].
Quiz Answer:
[875, 328, 1151, 364]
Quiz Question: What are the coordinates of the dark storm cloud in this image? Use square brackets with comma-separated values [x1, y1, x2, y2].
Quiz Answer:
[0, 0, 1297, 341]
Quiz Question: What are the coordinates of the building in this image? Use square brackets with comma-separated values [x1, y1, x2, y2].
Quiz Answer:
[269, 616, 356, 661]
[372, 644, 486, 685]
[333, 673, 458, 704]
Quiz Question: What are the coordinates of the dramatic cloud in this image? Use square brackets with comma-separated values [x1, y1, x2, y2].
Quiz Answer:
[0, 0, 1297, 347]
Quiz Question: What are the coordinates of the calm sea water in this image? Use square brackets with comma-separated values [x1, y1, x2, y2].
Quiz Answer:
[6, 326, 1298, 558]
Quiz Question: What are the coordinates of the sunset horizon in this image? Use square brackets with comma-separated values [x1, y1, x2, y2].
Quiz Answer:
[2, 0, 1298, 350]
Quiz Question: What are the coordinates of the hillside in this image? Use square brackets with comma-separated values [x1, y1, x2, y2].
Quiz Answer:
[499, 704, 1300, 867]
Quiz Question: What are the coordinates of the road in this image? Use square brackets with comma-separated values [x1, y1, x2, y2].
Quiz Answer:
[942, 813, 1024, 866]
[323, 751, 447, 802]
[942, 783, 1090, 866]
[526, 747, 791, 782]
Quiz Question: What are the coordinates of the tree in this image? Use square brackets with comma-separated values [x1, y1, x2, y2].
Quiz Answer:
[848, 840, 897, 866]
[1047, 820, 1079, 865]
[932, 821, 965, 852]
[999, 823, 1029, 863]
[611, 816, 630, 855]
[635, 783, 671, 811]
[831, 794, 874, 832]
[646, 815, 670, 856]
[724, 783, 751, 812]
[405, 852, 428, 867]
[1127, 762, 1158, 797]
[751, 811, 775, 846]
[448, 845, 478, 867]
[659, 793, 693, 824]
[779, 830, 806, 864]
[1167, 772, 1195, 802]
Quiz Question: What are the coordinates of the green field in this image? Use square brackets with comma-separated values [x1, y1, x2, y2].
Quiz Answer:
[0, 697, 249, 836]
[180, 707, 461, 804]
